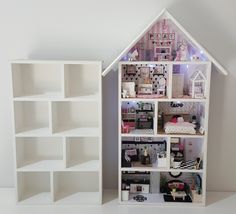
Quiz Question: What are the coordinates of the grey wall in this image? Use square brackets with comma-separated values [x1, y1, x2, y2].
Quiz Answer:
[0, 0, 235, 191]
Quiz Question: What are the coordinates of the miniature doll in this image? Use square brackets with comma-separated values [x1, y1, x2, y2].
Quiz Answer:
[175, 40, 189, 61]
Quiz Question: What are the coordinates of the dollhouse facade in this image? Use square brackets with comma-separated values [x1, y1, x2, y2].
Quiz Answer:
[102, 9, 227, 206]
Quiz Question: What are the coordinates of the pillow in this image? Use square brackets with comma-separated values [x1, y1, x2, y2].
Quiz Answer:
[177, 117, 184, 123]
[170, 117, 177, 123]
[168, 182, 185, 191]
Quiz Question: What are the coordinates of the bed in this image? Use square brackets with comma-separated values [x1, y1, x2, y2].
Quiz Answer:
[163, 114, 196, 135]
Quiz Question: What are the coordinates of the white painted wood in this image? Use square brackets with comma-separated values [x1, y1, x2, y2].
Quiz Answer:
[64, 63, 100, 98]
[51, 101, 99, 134]
[102, 9, 228, 76]
[121, 98, 207, 102]
[65, 137, 99, 168]
[14, 101, 50, 135]
[17, 172, 51, 204]
[12, 63, 63, 98]
[12, 60, 102, 204]
[154, 101, 158, 135]
[201, 62, 212, 205]
[168, 64, 173, 99]
[53, 172, 99, 203]
[15, 137, 63, 169]
[118, 63, 122, 203]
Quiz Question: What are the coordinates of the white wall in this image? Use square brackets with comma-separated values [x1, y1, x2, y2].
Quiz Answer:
[0, 0, 235, 191]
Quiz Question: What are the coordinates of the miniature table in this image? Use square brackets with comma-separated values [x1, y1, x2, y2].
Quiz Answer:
[171, 191, 187, 201]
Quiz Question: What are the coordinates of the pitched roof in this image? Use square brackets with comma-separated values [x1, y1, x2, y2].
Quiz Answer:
[190, 70, 207, 81]
[102, 8, 228, 76]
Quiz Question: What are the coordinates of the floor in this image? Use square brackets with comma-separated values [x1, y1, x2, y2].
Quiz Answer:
[0, 188, 236, 214]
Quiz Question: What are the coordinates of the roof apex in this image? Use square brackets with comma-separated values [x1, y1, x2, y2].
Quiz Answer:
[102, 8, 228, 76]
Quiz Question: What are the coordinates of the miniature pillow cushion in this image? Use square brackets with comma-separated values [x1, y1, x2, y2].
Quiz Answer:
[170, 117, 177, 123]
[177, 117, 184, 123]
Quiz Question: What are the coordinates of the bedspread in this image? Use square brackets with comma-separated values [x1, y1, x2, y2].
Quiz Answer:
[164, 122, 196, 134]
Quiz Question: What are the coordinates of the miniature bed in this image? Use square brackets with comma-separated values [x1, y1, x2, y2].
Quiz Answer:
[163, 114, 196, 135]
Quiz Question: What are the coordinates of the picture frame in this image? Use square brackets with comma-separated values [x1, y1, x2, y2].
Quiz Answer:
[153, 66, 164, 75]
[149, 33, 154, 40]
[126, 65, 137, 75]
[169, 33, 175, 40]
[162, 33, 168, 40]
[140, 67, 150, 79]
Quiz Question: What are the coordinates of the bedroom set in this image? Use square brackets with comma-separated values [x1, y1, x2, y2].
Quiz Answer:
[11, 9, 227, 206]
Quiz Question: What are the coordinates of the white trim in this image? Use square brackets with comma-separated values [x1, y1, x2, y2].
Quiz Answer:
[102, 8, 228, 76]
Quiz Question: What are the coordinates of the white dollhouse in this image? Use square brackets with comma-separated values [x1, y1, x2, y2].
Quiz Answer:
[102, 9, 227, 206]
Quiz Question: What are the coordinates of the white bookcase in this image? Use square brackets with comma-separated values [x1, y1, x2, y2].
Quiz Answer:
[12, 60, 102, 204]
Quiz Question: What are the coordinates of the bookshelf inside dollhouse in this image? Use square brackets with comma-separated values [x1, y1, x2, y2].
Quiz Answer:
[121, 101, 155, 135]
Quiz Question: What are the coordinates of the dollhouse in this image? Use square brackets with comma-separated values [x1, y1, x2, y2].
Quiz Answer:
[102, 9, 227, 206]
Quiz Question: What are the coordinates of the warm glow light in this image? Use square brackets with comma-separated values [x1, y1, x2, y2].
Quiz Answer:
[149, 64, 155, 68]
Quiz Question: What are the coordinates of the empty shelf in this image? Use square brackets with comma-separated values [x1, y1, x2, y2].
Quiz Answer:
[66, 160, 100, 172]
[17, 160, 64, 172]
[54, 127, 100, 137]
[55, 192, 100, 204]
[15, 127, 51, 137]
[13, 92, 63, 101]
[18, 192, 52, 204]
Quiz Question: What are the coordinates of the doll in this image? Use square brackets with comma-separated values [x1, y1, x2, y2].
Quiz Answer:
[175, 40, 189, 61]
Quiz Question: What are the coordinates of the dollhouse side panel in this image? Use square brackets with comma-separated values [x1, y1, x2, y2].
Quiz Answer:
[202, 62, 212, 205]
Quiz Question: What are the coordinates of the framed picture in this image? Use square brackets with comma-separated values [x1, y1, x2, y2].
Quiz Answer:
[149, 33, 154, 40]
[153, 66, 164, 75]
[140, 67, 150, 79]
[169, 33, 175, 40]
[162, 33, 168, 40]
[126, 65, 136, 75]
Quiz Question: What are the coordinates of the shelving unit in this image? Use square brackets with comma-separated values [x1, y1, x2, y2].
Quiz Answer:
[12, 60, 102, 204]
[109, 10, 218, 207]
